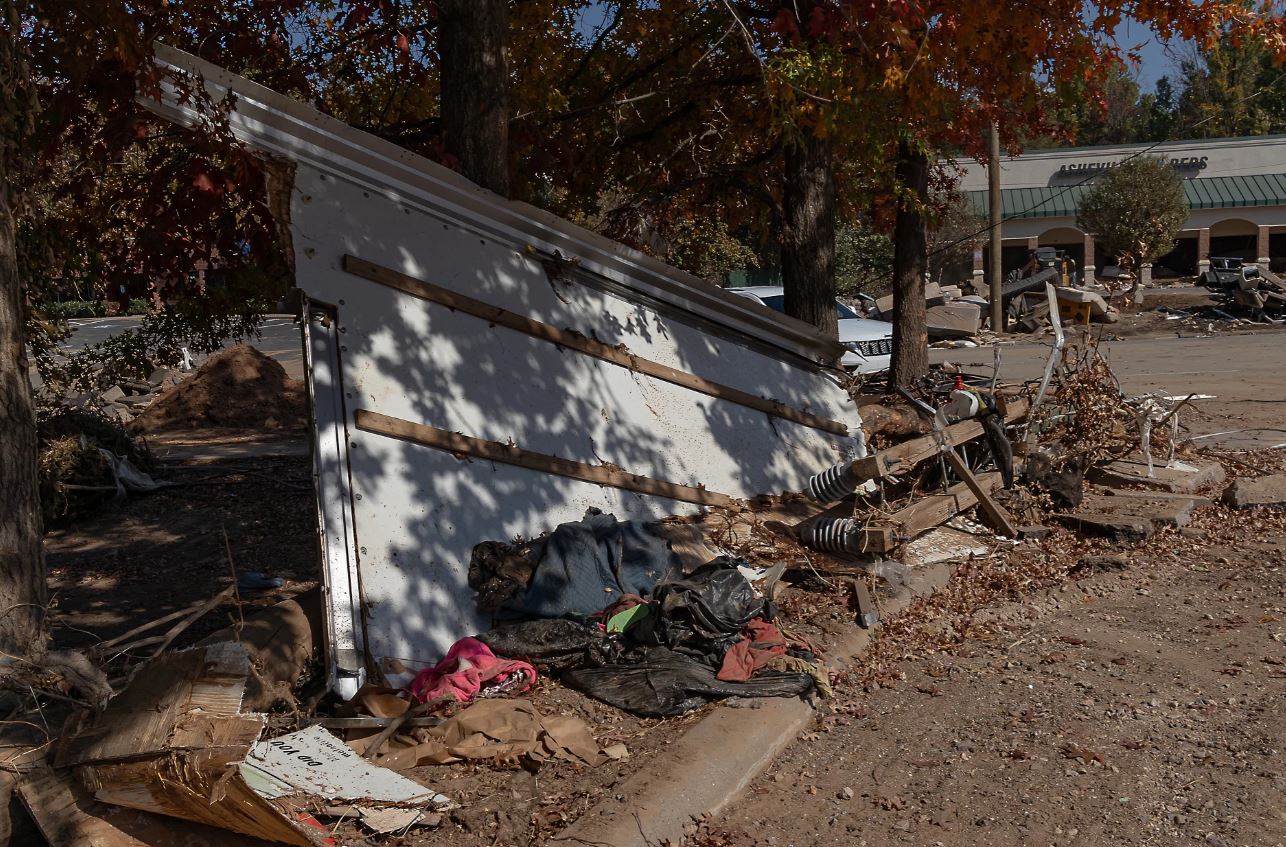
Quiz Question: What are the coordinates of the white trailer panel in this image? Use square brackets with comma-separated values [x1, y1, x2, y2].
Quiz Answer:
[144, 46, 863, 696]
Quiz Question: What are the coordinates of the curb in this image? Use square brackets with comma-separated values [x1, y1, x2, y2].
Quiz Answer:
[554, 559, 955, 847]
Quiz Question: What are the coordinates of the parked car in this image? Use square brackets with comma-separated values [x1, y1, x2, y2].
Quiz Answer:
[728, 285, 893, 373]
[1202, 257, 1260, 289]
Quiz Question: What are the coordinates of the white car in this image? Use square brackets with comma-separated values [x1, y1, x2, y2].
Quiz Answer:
[728, 285, 892, 373]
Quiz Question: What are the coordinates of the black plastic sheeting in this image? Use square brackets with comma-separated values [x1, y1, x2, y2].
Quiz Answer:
[477, 619, 620, 673]
[632, 559, 770, 666]
[561, 646, 814, 717]
[478, 560, 815, 716]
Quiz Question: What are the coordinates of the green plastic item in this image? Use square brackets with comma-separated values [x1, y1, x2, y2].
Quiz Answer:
[606, 603, 650, 633]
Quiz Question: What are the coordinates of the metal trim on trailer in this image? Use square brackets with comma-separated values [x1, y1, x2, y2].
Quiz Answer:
[302, 303, 366, 698]
[141, 43, 845, 368]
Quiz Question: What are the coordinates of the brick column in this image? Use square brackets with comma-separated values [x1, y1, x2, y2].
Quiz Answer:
[1258, 225, 1271, 266]
[1082, 233, 1095, 285]
[1197, 227, 1211, 276]
[1026, 236, 1039, 252]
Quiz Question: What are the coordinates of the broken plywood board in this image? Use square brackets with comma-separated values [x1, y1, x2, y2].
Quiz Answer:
[903, 527, 991, 568]
[83, 745, 326, 846]
[82, 723, 446, 846]
[62, 641, 446, 846]
[56, 642, 253, 768]
[19, 765, 280, 847]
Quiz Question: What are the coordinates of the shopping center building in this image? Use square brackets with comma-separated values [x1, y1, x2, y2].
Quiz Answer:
[957, 134, 1286, 284]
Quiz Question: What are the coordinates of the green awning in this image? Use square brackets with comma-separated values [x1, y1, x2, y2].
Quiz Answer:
[965, 173, 1286, 221]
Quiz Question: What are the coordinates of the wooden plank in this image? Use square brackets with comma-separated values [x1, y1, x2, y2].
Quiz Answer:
[858, 472, 1003, 553]
[852, 397, 1028, 482]
[355, 408, 737, 508]
[56, 642, 250, 768]
[944, 450, 1017, 537]
[83, 748, 314, 847]
[18, 765, 279, 847]
[852, 578, 879, 628]
[342, 255, 848, 437]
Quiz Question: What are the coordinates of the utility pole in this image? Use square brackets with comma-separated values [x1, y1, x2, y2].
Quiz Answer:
[988, 121, 1004, 334]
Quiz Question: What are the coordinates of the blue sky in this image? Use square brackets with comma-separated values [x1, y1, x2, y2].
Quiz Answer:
[1114, 17, 1188, 92]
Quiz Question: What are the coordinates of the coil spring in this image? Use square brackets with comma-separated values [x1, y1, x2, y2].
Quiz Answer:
[806, 461, 859, 503]
[800, 517, 860, 554]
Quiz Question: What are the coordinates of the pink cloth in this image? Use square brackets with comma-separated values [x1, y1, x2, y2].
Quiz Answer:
[408, 637, 536, 706]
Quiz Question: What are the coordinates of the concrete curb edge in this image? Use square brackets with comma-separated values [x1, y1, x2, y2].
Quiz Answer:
[554, 558, 956, 847]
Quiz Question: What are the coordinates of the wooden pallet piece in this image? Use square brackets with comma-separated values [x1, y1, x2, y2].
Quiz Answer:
[944, 450, 1017, 537]
[858, 471, 1003, 553]
[851, 397, 1028, 482]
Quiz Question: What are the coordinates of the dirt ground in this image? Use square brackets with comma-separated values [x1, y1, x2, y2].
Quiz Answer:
[131, 343, 306, 434]
[710, 503, 1286, 847]
[45, 450, 319, 652]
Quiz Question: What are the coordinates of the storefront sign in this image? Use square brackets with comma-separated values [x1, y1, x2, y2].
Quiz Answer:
[1056, 156, 1208, 177]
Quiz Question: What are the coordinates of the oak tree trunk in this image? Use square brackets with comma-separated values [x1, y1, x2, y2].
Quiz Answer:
[439, 0, 510, 197]
[890, 140, 929, 387]
[781, 129, 838, 339]
[0, 49, 47, 660]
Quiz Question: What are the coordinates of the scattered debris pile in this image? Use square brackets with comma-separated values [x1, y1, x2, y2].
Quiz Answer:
[13, 336, 1281, 847]
[1219, 263, 1286, 319]
[63, 364, 187, 427]
[463, 514, 823, 717]
[866, 280, 989, 340]
[36, 405, 161, 523]
[1144, 262, 1286, 330]
[131, 343, 306, 433]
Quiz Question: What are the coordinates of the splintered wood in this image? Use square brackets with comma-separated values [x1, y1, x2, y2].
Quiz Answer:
[856, 472, 1006, 553]
[49, 637, 447, 847]
[18, 765, 279, 847]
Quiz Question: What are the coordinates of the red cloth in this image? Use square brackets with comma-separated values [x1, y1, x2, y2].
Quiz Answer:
[408, 636, 536, 706]
[717, 618, 788, 682]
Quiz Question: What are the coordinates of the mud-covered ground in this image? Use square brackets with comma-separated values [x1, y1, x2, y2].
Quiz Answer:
[709, 504, 1286, 847]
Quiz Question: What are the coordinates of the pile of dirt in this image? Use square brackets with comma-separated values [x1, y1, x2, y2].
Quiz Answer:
[131, 343, 306, 433]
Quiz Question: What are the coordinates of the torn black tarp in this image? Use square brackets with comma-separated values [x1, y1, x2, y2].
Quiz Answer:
[477, 559, 814, 717]
[634, 559, 770, 666]
[477, 619, 621, 673]
[561, 646, 815, 717]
